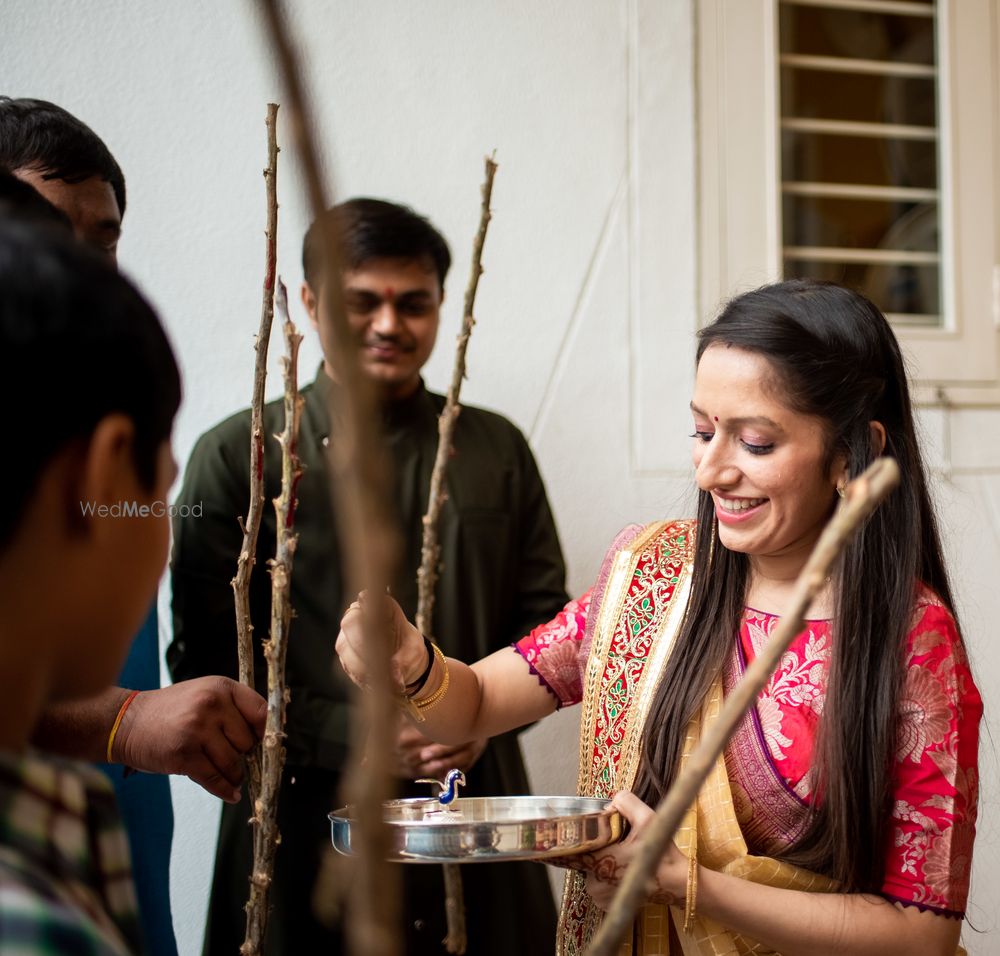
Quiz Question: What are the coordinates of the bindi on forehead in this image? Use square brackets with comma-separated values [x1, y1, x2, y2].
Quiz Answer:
[714, 416, 719, 422]
[382, 286, 396, 301]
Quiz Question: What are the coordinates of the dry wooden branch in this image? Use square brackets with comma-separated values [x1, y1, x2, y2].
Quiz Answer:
[241, 280, 304, 956]
[416, 154, 498, 633]
[232, 101, 280, 812]
[440, 866, 466, 955]
[256, 4, 403, 955]
[414, 154, 498, 956]
[585, 458, 901, 956]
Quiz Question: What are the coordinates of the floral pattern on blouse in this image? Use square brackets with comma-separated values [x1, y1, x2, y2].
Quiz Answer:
[739, 590, 981, 914]
[515, 583, 981, 915]
[513, 590, 592, 708]
[742, 610, 831, 800]
[882, 598, 981, 913]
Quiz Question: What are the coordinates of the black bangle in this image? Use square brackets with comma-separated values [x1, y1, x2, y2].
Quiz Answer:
[405, 636, 435, 697]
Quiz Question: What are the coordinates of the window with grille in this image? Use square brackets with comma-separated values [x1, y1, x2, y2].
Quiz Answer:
[698, 0, 1000, 394]
[779, 0, 941, 327]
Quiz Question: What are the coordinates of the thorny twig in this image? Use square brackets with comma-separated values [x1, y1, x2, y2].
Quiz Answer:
[241, 280, 304, 955]
[414, 154, 498, 956]
[232, 101, 280, 812]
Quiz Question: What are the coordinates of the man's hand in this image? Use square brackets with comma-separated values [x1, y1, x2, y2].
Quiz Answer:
[393, 719, 487, 781]
[112, 676, 267, 803]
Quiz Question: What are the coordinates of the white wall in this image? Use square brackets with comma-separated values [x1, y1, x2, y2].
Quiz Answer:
[2, 3, 996, 955]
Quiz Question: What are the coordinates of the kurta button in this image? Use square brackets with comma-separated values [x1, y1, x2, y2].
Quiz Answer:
[413, 919, 426, 932]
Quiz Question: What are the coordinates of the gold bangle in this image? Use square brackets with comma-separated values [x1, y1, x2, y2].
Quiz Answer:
[683, 851, 698, 933]
[395, 693, 427, 723]
[411, 643, 449, 711]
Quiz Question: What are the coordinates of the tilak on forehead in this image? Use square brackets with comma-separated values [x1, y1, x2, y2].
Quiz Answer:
[383, 286, 395, 300]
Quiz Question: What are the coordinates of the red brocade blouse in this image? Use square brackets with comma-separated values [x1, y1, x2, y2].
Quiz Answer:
[514, 586, 982, 917]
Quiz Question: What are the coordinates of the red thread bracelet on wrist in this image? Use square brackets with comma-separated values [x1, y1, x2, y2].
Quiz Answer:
[106, 690, 139, 763]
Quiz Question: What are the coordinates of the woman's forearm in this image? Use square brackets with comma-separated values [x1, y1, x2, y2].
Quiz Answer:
[695, 865, 960, 956]
[337, 599, 558, 745]
[405, 646, 556, 744]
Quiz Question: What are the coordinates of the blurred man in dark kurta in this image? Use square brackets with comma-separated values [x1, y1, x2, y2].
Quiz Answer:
[168, 198, 567, 955]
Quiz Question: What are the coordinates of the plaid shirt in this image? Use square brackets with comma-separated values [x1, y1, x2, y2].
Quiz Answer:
[0, 750, 143, 954]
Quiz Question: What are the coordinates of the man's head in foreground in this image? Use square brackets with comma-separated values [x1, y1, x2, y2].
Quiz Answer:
[0, 220, 180, 714]
[0, 97, 124, 262]
[301, 197, 452, 401]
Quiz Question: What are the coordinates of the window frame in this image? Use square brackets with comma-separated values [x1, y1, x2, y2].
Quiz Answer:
[696, 0, 1000, 399]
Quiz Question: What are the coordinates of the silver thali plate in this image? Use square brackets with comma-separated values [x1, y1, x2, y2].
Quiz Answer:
[329, 795, 622, 864]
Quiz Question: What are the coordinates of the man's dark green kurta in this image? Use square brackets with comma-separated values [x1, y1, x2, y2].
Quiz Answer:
[168, 370, 567, 956]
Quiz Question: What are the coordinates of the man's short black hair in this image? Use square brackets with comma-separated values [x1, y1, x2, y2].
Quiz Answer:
[0, 169, 72, 232]
[302, 197, 451, 291]
[0, 97, 126, 218]
[0, 219, 179, 549]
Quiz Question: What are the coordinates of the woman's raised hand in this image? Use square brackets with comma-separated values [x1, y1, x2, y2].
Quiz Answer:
[335, 593, 428, 693]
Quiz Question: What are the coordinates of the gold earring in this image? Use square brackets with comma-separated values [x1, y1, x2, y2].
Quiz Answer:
[836, 483, 846, 499]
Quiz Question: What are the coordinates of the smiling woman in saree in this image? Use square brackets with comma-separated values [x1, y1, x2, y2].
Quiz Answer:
[337, 280, 982, 956]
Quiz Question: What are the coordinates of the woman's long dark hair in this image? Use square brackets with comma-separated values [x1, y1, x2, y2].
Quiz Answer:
[633, 279, 959, 892]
